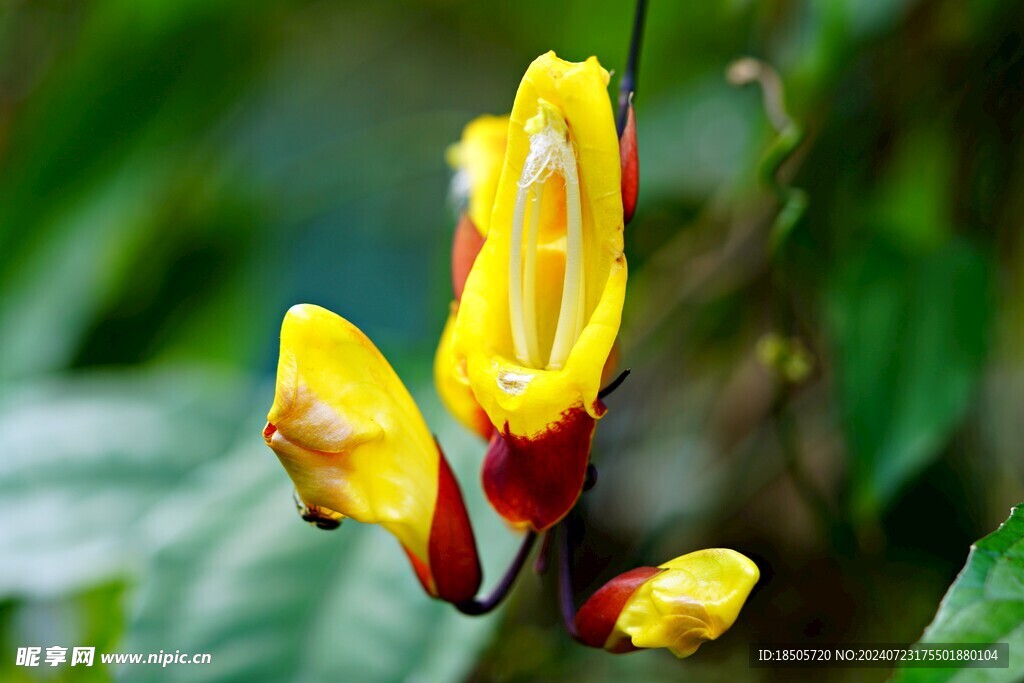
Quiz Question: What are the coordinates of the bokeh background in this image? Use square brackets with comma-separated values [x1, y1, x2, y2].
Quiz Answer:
[2, 0, 1023, 681]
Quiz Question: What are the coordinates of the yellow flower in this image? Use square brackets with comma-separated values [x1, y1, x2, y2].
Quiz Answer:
[435, 115, 510, 440]
[451, 51, 626, 531]
[263, 304, 481, 603]
[446, 114, 510, 237]
[575, 549, 760, 657]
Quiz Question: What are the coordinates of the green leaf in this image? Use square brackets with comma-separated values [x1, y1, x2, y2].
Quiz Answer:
[0, 0, 286, 380]
[0, 369, 516, 681]
[120, 391, 517, 683]
[0, 368, 249, 597]
[827, 238, 990, 520]
[894, 505, 1024, 683]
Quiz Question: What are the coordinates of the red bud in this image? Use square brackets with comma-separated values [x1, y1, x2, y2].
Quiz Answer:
[427, 443, 482, 603]
[575, 566, 661, 651]
[619, 102, 639, 225]
[262, 422, 277, 442]
[451, 213, 485, 301]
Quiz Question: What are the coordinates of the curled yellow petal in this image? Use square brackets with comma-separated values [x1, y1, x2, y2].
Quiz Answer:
[264, 304, 481, 602]
[434, 302, 492, 440]
[610, 549, 760, 658]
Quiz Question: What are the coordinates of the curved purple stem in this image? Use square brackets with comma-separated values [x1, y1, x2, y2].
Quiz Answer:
[557, 518, 584, 642]
[455, 531, 537, 615]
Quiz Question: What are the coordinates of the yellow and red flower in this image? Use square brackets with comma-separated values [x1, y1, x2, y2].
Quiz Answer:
[575, 549, 760, 657]
[263, 304, 482, 603]
[451, 52, 627, 532]
[446, 114, 509, 239]
[434, 114, 510, 440]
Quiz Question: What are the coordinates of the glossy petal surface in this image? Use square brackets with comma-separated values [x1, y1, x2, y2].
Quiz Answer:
[265, 304, 480, 602]
[609, 549, 759, 658]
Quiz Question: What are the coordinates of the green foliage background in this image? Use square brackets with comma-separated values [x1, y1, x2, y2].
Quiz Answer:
[1, 0, 1023, 681]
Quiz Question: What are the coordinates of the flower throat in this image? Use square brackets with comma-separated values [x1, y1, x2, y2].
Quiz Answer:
[508, 99, 585, 371]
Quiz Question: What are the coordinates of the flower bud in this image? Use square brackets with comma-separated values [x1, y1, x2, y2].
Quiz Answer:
[620, 100, 639, 224]
[575, 549, 759, 657]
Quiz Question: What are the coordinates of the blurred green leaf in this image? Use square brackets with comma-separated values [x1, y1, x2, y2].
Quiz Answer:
[0, 0, 287, 380]
[894, 504, 1024, 683]
[0, 367, 516, 681]
[870, 127, 954, 252]
[827, 238, 990, 520]
[0, 368, 249, 597]
[124, 449, 498, 682]
[119, 388, 516, 683]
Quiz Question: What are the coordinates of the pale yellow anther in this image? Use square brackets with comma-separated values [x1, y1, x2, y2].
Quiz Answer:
[524, 98, 568, 136]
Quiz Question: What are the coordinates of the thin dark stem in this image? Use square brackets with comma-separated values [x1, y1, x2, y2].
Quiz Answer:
[774, 399, 830, 522]
[534, 530, 554, 574]
[598, 368, 631, 400]
[455, 531, 537, 615]
[557, 519, 584, 642]
[617, 0, 649, 136]
[772, 394, 857, 554]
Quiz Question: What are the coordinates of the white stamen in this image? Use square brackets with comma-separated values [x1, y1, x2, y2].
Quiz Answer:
[574, 253, 586, 342]
[523, 182, 544, 366]
[508, 182, 532, 366]
[509, 99, 585, 371]
[547, 148, 583, 370]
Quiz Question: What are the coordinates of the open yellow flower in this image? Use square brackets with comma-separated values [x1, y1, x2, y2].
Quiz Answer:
[263, 304, 482, 603]
[575, 549, 760, 657]
[451, 51, 627, 531]
[446, 114, 510, 239]
[434, 115, 510, 440]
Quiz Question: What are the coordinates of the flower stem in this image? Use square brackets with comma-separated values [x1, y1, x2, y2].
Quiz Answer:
[557, 517, 584, 642]
[598, 368, 631, 399]
[534, 529, 554, 574]
[617, 0, 649, 136]
[455, 531, 537, 615]
[772, 392, 858, 555]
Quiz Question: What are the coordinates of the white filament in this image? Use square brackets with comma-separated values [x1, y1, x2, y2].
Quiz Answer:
[523, 182, 544, 366]
[508, 182, 532, 366]
[508, 100, 585, 371]
[547, 149, 583, 370]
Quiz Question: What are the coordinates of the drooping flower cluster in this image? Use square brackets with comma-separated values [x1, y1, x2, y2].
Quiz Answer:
[262, 50, 758, 659]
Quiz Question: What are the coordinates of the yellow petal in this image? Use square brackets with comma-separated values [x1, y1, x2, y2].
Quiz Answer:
[453, 51, 625, 441]
[265, 304, 438, 565]
[610, 549, 760, 658]
[447, 114, 510, 236]
[434, 302, 492, 440]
